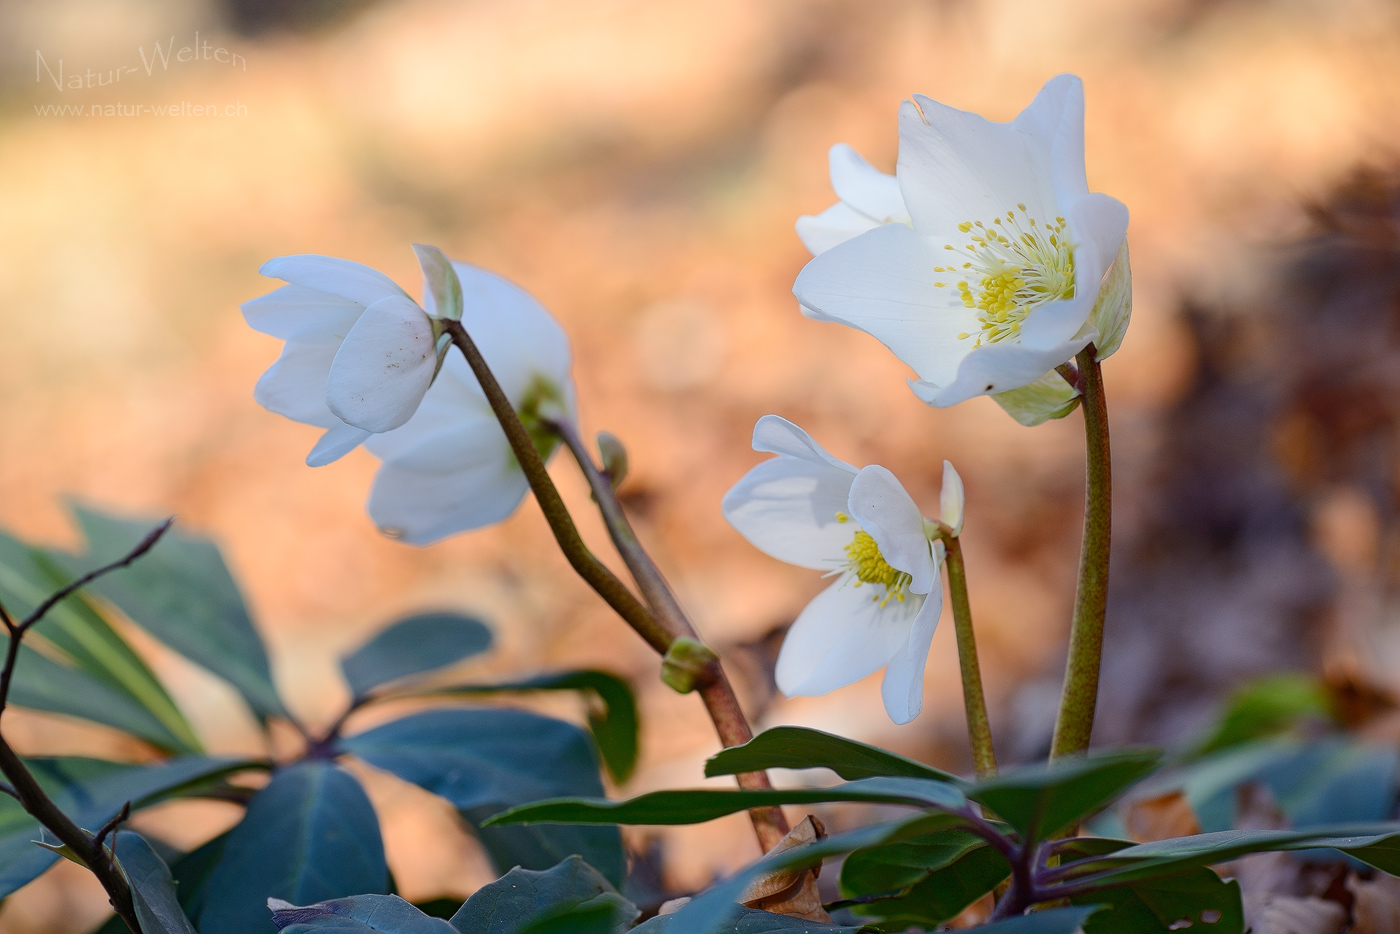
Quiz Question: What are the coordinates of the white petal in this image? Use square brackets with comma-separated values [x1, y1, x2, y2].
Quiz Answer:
[723, 455, 857, 571]
[364, 354, 490, 461]
[751, 415, 857, 473]
[828, 144, 906, 222]
[880, 588, 943, 724]
[793, 223, 976, 387]
[847, 466, 935, 595]
[414, 244, 462, 321]
[367, 438, 532, 545]
[259, 255, 407, 308]
[897, 97, 1055, 243]
[307, 421, 372, 467]
[241, 284, 363, 344]
[453, 262, 574, 410]
[1017, 193, 1129, 349]
[375, 414, 503, 473]
[940, 461, 965, 536]
[253, 341, 339, 427]
[776, 574, 924, 698]
[796, 202, 881, 256]
[325, 295, 437, 433]
[1011, 74, 1089, 207]
[798, 300, 837, 322]
[908, 333, 1094, 407]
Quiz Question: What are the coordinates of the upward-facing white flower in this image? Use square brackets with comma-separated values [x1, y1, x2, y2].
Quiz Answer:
[363, 262, 575, 545]
[793, 75, 1130, 407]
[722, 416, 964, 724]
[243, 252, 443, 466]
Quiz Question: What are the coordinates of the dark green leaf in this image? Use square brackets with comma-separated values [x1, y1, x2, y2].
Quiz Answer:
[968, 906, 1105, 933]
[633, 907, 869, 933]
[340, 708, 624, 886]
[512, 896, 639, 934]
[662, 814, 958, 934]
[485, 776, 968, 828]
[113, 831, 197, 934]
[413, 670, 639, 783]
[68, 505, 288, 720]
[448, 856, 637, 934]
[8, 643, 194, 752]
[0, 755, 263, 900]
[340, 614, 493, 700]
[1190, 673, 1334, 757]
[198, 761, 388, 934]
[967, 748, 1162, 840]
[1054, 824, 1400, 886]
[270, 894, 457, 932]
[705, 727, 963, 786]
[1055, 837, 1243, 933]
[840, 829, 1009, 928]
[0, 529, 200, 752]
[168, 831, 229, 919]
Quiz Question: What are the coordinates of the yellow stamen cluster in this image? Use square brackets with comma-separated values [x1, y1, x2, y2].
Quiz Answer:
[842, 529, 912, 607]
[932, 204, 1076, 347]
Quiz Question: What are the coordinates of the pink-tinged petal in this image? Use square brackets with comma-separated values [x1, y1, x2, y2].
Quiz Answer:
[796, 202, 881, 256]
[325, 295, 437, 433]
[847, 466, 936, 595]
[259, 255, 407, 308]
[253, 341, 339, 428]
[241, 285, 362, 343]
[793, 223, 977, 388]
[828, 144, 906, 222]
[306, 421, 372, 467]
[897, 97, 1055, 243]
[1012, 74, 1089, 207]
[776, 574, 925, 698]
[908, 333, 1094, 407]
[880, 589, 943, 724]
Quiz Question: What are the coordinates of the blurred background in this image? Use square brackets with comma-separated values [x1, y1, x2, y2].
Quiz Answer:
[3, 0, 1400, 928]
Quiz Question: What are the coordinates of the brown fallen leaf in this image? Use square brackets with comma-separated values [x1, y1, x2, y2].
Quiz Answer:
[1349, 873, 1400, 934]
[739, 814, 833, 923]
[1248, 896, 1346, 934]
[1123, 790, 1202, 843]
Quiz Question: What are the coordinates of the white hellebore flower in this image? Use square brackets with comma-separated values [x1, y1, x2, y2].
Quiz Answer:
[245, 248, 575, 545]
[243, 250, 446, 466]
[362, 261, 575, 545]
[722, 416, 965, 725]
[793, 74, 1130, 407]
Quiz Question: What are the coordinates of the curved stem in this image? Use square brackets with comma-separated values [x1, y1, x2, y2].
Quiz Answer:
[442, 321, 672, 655]
[1050, 346, 1112, 759]
[942, 535, 997, 778]
[551, 419, 790, 851]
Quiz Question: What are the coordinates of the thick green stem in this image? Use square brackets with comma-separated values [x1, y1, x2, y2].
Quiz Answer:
[942, 535, 997, 778]
[1050, 346, 1112, 759]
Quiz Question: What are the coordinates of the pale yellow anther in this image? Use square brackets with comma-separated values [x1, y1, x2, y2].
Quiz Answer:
[842, 530, 912, 608]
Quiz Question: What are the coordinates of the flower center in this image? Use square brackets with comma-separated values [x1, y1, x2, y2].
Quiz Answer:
[932, 205, 1076, 347]
[835, 513, 912, 607]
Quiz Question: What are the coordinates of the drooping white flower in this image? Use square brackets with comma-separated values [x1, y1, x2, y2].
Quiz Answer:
[722, 416, 965, 724]
[793, 75, 1130, 407]
[243, 251, 444, 466]
[363, 261, 575, 545]
[795, 144, 911, 257]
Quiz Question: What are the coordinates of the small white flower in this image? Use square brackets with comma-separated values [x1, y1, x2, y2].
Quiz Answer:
[363, 261, 575, 545]
[243, 252, 443, 466]
[722, 416, 964, 724]
[793, 75, 1130, 407]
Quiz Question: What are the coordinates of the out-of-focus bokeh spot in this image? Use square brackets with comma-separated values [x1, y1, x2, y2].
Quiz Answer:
[2, 0, 1400, 926]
